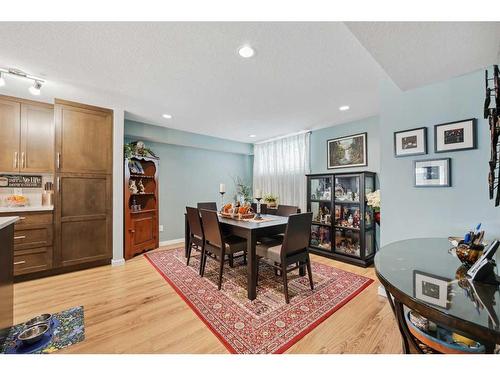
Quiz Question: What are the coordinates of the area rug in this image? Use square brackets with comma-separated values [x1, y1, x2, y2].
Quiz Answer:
[1, 306, 85, 354]
[146, 248, 373, 354]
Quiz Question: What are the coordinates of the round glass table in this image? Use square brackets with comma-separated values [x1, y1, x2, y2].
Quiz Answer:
[375, 238, 500, 353]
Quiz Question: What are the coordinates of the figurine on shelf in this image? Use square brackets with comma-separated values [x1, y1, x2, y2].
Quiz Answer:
[137, 179, 146, 194]
[129, 180, 138, 194]
[124, 140, 158, 159]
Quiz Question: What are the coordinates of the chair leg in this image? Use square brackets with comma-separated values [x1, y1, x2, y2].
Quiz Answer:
[199, 243, 205, 276]
[306, 254, 314, 290]
[201, 249, 208, 277]
[274, 262, 280, 276]
[186, 238, 192, 266]
[217, 251, 225, 290]
[229, 254, 234, 268]
[243, 252, 247, 265]
[281, 263, 290, 304]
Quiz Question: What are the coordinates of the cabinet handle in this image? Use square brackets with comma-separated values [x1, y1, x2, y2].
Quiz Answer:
[57, 152, 61, 169]
[14, 235, 26, 240]
[57, 177, 60, 192]
[14, 151, 18, 169]
[21, 152, 25, 168]
[18, 217, 26, 221]
[14, 260, 26, 265]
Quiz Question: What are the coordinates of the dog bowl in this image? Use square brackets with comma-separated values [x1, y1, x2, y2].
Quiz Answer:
[18, 324, 49, 345]
[25, 313, 52, 328]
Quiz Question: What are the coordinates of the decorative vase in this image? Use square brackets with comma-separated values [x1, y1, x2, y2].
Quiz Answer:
[375, 211, 380, 225]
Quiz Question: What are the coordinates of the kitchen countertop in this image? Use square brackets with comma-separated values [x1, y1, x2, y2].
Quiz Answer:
[0, 216, 19, 230]
[0, 205, 54, 213]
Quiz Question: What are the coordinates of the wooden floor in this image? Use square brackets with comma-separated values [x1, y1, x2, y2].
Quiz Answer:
[13, 243, 402, 354]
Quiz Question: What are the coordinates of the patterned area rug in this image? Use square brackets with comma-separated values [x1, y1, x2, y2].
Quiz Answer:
[146, 248, 373, 354]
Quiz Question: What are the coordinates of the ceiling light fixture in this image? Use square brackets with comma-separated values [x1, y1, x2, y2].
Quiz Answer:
[238, 45, 255, 58]
[249, 134, 257, 138]
[29, 81, 42, 96]
[0, 67, 45, 95]
[339, 105, 350, 111]
[162, 114, 172, 119]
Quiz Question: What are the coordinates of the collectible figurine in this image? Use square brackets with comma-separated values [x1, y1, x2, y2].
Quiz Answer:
[129, 180, 138, 194]
[137, 179, 146, 194]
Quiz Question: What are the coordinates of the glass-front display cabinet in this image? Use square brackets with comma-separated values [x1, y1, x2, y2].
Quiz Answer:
[306, 171, 376, 267]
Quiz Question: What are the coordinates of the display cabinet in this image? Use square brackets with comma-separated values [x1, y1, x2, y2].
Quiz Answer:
[306, 171, 376, 267]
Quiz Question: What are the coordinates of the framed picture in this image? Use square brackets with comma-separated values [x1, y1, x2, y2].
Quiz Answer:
[414, 158, 451, 187]
[327, 132, 367, 169]
[394, 127, 427, 157]
[413, 270, 452, 309]
[434, 118, 476, 153]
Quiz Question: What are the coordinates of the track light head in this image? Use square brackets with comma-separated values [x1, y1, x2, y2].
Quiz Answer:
[0, 72, 5, 87]
[29, 80, 42, 96]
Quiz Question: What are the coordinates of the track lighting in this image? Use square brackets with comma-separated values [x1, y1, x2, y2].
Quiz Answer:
[0, 67, 45, 95]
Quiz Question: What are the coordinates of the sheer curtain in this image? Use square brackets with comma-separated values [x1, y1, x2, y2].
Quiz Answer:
[253, 132, 310, 212]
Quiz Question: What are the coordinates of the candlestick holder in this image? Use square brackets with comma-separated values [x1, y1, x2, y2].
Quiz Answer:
[255, 197, 262, 219]
[219, 192, 225, 211]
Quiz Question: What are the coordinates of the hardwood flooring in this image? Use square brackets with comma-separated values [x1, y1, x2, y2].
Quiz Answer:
[13, 243, 402, 354]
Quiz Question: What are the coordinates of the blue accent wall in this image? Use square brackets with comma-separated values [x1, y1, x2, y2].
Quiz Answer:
[125, 120, 253, 242]
[380, 70, 500, 246]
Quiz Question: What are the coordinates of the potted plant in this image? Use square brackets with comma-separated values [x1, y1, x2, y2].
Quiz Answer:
[264, 193, 278, 208]
[366, 189, 380, 225]
[232, 176, 252, 203]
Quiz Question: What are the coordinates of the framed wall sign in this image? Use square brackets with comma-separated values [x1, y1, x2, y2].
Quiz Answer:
[0, 174, 42, 188]
[434, 118, 477, 153]
[394, 127, 427, 157]
[327, 132, 367, 169]
[413, 270, 452, 309]
[414, 158, 451, 187]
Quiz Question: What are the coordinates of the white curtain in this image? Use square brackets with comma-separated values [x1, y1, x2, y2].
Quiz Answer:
[253, 132, 310, 212]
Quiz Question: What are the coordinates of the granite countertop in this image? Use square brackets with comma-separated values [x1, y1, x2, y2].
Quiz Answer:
[0, 216, 19, 230]
[0, 205, 54, 213]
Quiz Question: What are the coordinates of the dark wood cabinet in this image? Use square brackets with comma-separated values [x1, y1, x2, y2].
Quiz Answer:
[0, 220, 15, 348]
[124, 156, 159, 260]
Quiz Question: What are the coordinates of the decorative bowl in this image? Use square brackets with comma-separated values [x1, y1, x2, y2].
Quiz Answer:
[25, 313, 52, 328]
[454, 244, 484, 267]
[18, 324, 49, 345]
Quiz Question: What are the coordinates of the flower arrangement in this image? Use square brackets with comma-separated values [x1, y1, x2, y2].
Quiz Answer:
[264, 193, 278, 207]
[366, 190, 380, 211]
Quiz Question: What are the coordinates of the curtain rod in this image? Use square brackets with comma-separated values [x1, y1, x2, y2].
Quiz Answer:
[254, 130, 311, 145]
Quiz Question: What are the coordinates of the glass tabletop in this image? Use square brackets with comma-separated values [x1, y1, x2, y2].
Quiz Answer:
[375, 238, 500, 335]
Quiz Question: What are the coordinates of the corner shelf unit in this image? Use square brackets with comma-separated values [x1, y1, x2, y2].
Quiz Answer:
[124, 156, 159, 260]
[306, 171, 376, 267]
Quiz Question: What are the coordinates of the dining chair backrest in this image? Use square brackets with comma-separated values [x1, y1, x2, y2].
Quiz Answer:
[186, 207, 204, 239]
[197, 202, 218, 211]
[276, 204, 300, 217]
[199, 209, 223, 248]
[281, 212, 313, 257]
[251, 202, 268, 214]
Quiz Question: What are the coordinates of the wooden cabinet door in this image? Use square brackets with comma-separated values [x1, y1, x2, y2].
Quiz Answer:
[55, 99, 113, 174]
[129, 212, 157, 256]
[0, 98, 21, 172]
[20, 103, 54, 173]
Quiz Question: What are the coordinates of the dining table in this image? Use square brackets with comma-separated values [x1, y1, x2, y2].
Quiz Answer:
[184, 213, 293, 300]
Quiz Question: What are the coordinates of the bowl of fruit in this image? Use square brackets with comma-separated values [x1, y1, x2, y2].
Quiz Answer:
[6, 194, 28, 207]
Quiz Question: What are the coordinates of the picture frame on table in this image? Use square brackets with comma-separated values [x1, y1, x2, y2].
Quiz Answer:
[394, 127, 427, 157]
[414, 158, 451, 187]
[327, 132, 367, 169]
[434, 118, 477, 153]
[413, 270, 452, 309]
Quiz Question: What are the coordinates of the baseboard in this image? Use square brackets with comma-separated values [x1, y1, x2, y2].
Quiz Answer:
[377, 285, 387, 298]
[111, 258, 125, 267]
[159, 238, 185, 247]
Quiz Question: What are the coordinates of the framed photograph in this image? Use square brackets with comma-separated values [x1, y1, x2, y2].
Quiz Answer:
[414, 158, 451, 187]
[413, 270, 452, 309]
[394, 127, 427, 157]
[327, 132, 367, 169]
[434, 118, 476, 153]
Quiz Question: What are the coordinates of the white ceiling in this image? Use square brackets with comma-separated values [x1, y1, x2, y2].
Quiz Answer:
[0, 22, 498, 143]
[346, 22, 500, 91]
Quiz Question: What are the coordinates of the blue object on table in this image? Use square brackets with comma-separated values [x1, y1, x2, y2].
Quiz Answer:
[3, 318, 60, 355]
[464, 232, 471, 244]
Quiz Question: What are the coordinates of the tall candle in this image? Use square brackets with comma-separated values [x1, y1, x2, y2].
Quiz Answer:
[219, 183, 226, 193]
[255, 189, 262, 199]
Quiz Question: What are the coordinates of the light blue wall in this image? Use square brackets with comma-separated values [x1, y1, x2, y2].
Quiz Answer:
[380, 70, 500, 246]
[310, 116, 380, 175]
[125, 121, 253, 242]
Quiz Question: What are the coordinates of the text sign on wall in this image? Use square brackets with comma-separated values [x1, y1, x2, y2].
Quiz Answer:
[0, 175, 42, 188]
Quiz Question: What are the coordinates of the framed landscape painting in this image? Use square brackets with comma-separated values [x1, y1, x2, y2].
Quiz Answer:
[327, 132, 367, 169]
[434, 118, 476, 153]
[394, 127, 427, 157]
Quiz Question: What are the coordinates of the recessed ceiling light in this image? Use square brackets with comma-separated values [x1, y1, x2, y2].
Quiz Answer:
[238, 45, 255, 58]
[162, 114, 172, 119]
[29, 81, 42, 96]
[249, 134, 256, 138]
[339, 105, 350, 111]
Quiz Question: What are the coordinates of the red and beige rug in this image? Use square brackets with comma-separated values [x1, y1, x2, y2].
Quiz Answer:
[145, 247, 373, 354]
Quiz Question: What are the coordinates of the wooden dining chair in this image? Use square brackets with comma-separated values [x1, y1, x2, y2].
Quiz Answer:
[251, 202, 268, 215]
[197, 202, 218, 211]
[199, 209, 247, 290]
[255, 212, 314, 303]
[276, 204, 300, 217]
[185, 207, 206, 273]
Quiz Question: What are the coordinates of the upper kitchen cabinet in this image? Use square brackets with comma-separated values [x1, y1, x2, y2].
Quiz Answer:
[0, 96, 54, 174]
[54, 99, 113, 174]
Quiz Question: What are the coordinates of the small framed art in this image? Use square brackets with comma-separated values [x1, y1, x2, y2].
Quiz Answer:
[413, 270, 451, 309]
[434, 118, 476, 153]
[394, 127, 427, 157]
[414, 158, 451, 187]
[327, 132, 367, 169]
